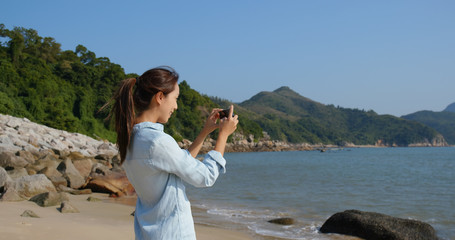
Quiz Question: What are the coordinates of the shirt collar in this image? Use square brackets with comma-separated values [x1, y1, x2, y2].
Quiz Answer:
[133, 121, 164, 132]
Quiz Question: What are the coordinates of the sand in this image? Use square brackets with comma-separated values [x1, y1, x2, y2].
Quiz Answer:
[0, 193, 252, 240]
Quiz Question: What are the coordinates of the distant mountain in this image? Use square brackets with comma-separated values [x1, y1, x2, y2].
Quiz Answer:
[0, 25, 448, 147]
[402, 110, 455, 145]
[238, 86, 446, 146]
[443, 102, 455, 113]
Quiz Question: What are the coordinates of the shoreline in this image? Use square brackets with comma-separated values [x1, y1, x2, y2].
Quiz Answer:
[0, 193, 253, 240]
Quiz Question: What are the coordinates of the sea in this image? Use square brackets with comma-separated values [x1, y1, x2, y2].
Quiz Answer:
[186, 147, 455, 240]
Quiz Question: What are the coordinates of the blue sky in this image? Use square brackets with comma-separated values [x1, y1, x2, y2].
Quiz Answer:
[1, 0, 454, 116]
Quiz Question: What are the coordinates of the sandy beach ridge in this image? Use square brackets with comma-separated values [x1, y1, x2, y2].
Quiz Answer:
[0, 192, 252, 240]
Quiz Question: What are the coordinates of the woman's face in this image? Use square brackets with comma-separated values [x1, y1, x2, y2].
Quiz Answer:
[157, 82, 179, 123]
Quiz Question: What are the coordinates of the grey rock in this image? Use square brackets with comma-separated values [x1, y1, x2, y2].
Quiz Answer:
[94, 153, 110, 161]
[72, 159, 93, 179]
[57, 159, 85, 189]
[21, 210, 40, 218]
[68, 151, 85, 160]
[37, 149, 59, 160]
[0, 186, 25, 201]
[320, 210, 438, 240]
[58, 185, 92, 195]
[29, 191, 69, 207]
[97, 143, 110, 150]
[268, 217, 295, 225]
[0, 135, 14, 146]
[0, 152, 29, 169]
[16, 150, 36, 164]
[6, 118, 22, 128]
[90, 163, 111, 177]
[0, 166, 12, 188]
[6, 168, 29, 179]
[10, 174, 56, 198]
[86, 196, 101, 202]
[59, 201, 79, 213]
[38, 166, 63, 180]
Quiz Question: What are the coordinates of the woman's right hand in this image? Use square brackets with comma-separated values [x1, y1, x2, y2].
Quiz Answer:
[218, 105, 238, 136]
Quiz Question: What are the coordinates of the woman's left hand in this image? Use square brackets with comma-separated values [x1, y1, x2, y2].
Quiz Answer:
[202, 108, 222, 134]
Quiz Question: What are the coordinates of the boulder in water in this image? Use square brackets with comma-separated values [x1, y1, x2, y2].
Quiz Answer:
[320, 209, 438, 240]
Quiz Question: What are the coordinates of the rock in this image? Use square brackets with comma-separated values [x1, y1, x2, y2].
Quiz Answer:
[0, 166, 12, 188]
[57, 159, 85, 189]
[6, 168, 29, 179]
[59, 201, 79, 213]
[52, 148, 70, 159]
[58, 185, 92, 195]
[0, 152, 29, 169]
[28, 156, 60, 173]
[97, 143, 110, 150]
[72, 159, 93, 179]
[16, 150, 36, 164]
[268, 217, 295, 225]
[6, 118, 22, 128]
[9, 174, 57, 198]
[320, 210, 438, 240]
[36, 149, 59, 161]
[68, 151, 85, 160]
[90, 163, 111, 177]
[0, 187, 25, 201]
[87, 196, 101, 202]
[38, 166, 63, 182]
[94, 153, 110, 161]
[29, 192, 69, 207]
[48, 176, 68, 188]
[84, 171, 134, 197]
[21, 210, 40, 218]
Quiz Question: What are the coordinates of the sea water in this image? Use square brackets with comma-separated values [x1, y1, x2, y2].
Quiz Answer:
[186, 147, 455, 240]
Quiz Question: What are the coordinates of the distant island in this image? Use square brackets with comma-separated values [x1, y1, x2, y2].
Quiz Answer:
[402, 103, 455, 145]
[0, 24, 452, 147]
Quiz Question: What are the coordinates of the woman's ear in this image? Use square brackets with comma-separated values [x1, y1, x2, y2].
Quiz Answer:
[155, 91, 165, 105]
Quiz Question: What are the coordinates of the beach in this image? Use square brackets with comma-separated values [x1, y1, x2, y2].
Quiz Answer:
[0, 193, 252, 240]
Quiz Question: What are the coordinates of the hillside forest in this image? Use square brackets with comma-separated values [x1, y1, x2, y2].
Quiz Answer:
[0, 25, 451, 146]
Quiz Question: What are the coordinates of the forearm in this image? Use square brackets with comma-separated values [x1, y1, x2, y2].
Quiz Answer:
[214, 132, 229, 156]
[188, 128, 211, 158]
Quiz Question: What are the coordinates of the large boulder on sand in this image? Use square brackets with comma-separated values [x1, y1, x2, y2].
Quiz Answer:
[29, 191, 69, 207]
[7, 174, 56, 199]
[320, 210, 438, 240]
[84, 171, 134, 197]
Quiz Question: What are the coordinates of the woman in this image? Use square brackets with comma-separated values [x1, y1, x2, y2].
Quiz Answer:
[106, 66, 238, 240]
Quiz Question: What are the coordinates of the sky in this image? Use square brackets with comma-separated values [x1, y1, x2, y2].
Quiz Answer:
[1, 0, 454, 117]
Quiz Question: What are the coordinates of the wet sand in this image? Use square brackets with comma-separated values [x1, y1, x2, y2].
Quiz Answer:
[0, 193, 252, 240]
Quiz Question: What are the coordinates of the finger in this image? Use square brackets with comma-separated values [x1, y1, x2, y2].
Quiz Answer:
[211, 109, 220, 116]
[228, 105, 234, 119]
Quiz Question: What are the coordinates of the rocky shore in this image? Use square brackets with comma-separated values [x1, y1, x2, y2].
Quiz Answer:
[0, 113, 314, 203]
[0, 114, 444, 239]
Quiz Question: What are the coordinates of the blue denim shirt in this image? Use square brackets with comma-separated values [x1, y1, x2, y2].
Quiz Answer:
[123, 122, 226, 240]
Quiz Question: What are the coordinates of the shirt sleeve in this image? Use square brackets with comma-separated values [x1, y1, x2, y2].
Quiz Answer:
[146, 133, 226, 188]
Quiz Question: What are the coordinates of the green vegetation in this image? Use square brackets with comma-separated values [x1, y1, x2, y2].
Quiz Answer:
[402, 110, 455, 145]
[0, 25, 446, 146]
[238, 87, 442, 146]
[444, 102, 455, 113]
[0, 25, 255, 143]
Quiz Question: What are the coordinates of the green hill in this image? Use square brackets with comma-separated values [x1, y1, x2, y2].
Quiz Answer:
[402, 110, 455, 145]
[239, 87, 444, 146]
[0, 24, 446, 147]
[444, 102, 455, 113]
[0, 24, 260, 143]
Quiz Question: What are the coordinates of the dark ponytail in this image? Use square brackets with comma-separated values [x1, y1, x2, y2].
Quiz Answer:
[101, 66, 179, 164]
